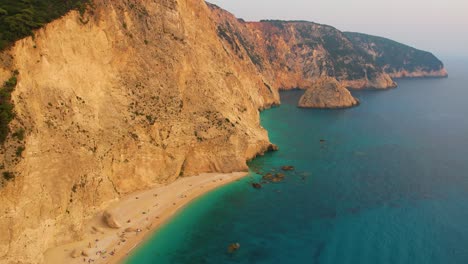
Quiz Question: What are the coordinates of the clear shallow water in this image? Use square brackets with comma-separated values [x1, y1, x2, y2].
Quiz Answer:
[126, 58, 468, 264]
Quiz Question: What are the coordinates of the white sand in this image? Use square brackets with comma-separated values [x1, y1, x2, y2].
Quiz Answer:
[43, 172, 248, 264]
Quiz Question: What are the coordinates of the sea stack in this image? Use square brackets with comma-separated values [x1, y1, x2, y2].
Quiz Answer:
[298, 77, 359, 109]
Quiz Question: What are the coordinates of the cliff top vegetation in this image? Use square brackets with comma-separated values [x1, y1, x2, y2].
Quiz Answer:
[0, 0, 88, 50]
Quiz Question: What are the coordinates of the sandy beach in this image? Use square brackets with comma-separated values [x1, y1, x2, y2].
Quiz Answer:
[43, 172, 249, 264]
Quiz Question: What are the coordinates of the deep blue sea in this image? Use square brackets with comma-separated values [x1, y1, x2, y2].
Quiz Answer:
[126, 58, 468, 264]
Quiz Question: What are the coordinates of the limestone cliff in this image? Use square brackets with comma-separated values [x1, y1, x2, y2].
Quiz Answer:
[344, 32, 448, 78]
[0, 0, 278, 263]
[298, 77, 359, 109]
[209, 6, 397, 90]
[0, 0, 448, 263]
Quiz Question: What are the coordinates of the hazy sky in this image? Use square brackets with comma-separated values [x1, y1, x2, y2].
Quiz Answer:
[208, 0, 468, 58]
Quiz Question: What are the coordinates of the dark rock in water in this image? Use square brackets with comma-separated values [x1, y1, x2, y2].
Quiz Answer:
[227, 243, 241, 253]
[262, 173, 274, 180]
[252, 183, 262, 189]
[281, 165, 294, 171]
[269, 173, 286, 183]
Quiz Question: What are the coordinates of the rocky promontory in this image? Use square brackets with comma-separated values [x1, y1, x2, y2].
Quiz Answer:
[344, 32, 448, 78]
[298, 77, 359, 109]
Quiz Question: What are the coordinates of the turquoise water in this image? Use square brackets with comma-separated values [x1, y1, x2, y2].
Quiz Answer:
[126, 58, 468, 264]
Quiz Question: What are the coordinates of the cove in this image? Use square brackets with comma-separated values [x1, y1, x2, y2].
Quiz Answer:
[126, 58, 468, 264]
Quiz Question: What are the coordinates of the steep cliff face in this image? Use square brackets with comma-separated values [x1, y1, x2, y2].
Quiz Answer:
[345, 32, 448, 78]
[0, 0, 278, 263]
[245, 21, 398, 90]
[209, 5, 397, 90]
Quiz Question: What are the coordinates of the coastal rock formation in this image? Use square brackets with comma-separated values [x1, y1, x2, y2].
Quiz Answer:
[344, 32, 448, 78]
[298, 77, 359, 108]
[0, 1, 278, 263]
[209, 7, 397, 90]
[0, 0, 447, 263]
[210, 6, 447, 90]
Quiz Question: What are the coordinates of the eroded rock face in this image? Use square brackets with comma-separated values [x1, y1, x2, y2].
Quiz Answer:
[0, 0, 278, 263]
[298, 77, 359, 109]
[208, 6, 398, 90]
[344, 32, 448, 78]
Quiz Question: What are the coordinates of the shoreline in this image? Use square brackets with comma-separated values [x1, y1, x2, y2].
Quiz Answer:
[43, 172, 249, 264]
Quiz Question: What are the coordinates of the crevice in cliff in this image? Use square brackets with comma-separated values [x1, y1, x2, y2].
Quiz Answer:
[178, 156, 187, 179]
[5, 224, 13, 258]
[106, 174, 121, 198]
[263, 82, 273, 94]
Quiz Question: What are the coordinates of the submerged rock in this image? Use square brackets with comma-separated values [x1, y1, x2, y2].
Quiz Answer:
[227, 243, 241, 253]
[275, 173, 285, 178]
[298, 77, 359, 109]
[281, 165, 295, 171]
[252, 183, 262, 189]
[271, 178, 282, 183]
[262, 173, 274, 180]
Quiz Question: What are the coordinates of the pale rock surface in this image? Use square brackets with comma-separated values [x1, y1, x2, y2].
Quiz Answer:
[0, 0, 278, 263]
[388, 68, 449, 78]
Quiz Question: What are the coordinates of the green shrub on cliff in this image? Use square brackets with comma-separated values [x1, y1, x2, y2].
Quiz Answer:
[0, 0, 89, 50]
[0, 74, 18, 143]
[2, 171, 14, 181]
